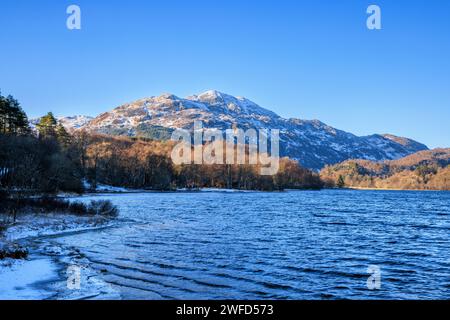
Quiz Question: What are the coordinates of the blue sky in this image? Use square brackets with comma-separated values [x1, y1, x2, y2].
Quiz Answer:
[1, 0, 449, 148]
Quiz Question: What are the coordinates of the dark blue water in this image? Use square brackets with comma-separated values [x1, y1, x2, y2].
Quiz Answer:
[55, 190, 450, 299]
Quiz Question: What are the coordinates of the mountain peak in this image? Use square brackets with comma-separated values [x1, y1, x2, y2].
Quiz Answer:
[198, 90, 224, 99]
[158, 93, 180, 100]
[189, 90, 230, 104]
[190, 90, 251, 104]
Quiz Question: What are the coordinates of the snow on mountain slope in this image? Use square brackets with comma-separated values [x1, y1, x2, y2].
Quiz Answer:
[60, 91, 429, 170]
[58, 115, 94, 130]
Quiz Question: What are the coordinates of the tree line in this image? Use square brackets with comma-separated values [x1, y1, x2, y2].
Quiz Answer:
[0, 91, 84, 194]
[80, 134, 323, 191]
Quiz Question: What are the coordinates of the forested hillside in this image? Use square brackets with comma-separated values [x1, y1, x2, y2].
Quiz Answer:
[78, 134, 323, 190]
[320, 149, 450, 190]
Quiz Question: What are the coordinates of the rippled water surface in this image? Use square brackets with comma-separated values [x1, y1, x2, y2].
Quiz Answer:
[56, 190, 450, 299]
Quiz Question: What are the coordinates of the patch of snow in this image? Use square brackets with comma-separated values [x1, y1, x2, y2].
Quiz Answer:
[4, 213, 115, 242]
[83, 180, 135, 193]
[95, 184, 131, 193]
[0, 257, 57, 300]
[0, 211, 121, 300]
[58, 115, 94, 130]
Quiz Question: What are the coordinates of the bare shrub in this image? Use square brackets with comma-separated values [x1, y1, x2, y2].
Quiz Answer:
[87, 200, 119, 217]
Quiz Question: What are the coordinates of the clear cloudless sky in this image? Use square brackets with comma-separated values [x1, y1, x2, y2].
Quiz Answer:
[1, 0, 449, 148]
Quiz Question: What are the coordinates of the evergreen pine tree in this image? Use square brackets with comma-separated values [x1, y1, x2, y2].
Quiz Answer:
[7, 95, 30, 135]
[37, 112, 58, 138]
[56, 123, 72, 147]
[0, 91, 30, 135]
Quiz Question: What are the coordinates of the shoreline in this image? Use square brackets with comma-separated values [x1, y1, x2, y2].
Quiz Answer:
[17, 186, 450, 200]
[79, 187, 450, 195]
[0, 212, 121, 300]
[344, 186, 450, 192]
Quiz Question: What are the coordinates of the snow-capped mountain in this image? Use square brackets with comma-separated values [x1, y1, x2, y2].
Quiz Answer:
[59, 90, 428, 170]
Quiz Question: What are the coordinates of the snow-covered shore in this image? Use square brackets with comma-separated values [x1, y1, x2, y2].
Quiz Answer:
[92, 185, 262, 194]
[3, 213, 115, 242]
[83, 180, 264, 194]
[0, 257, 57, 300]
[0, 212, 120, 300]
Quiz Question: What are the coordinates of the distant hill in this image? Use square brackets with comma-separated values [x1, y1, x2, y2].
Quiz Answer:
[381, 134, 429, 154]
[320, 148, 450, 190]
[51, 90, 428, 170]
